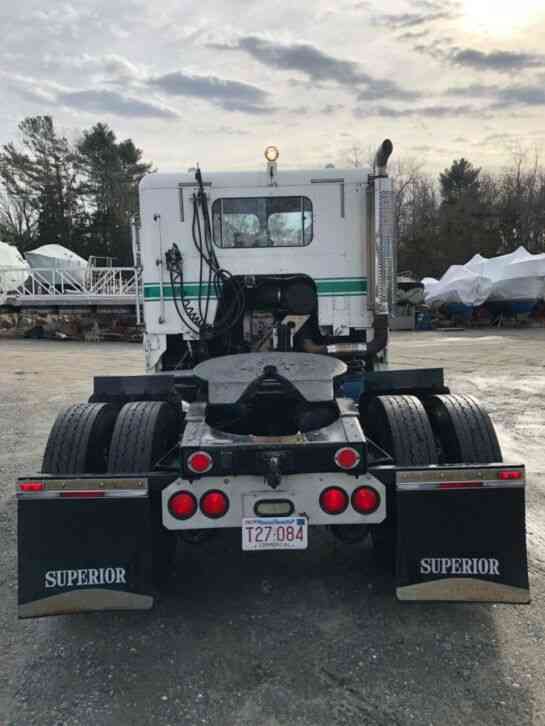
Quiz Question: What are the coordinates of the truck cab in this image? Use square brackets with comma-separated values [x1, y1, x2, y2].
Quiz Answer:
[137, 145, 393, 372]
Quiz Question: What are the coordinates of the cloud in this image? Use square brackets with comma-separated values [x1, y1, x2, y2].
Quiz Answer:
[4, 69, 179, 119]
[450, 48, 545, 72]
[41, 52, 146, 83]
[446, 83, 499, 97]
[217, 35, 418, 100]
[233, 35, 373, 85]
[148, 70, 269, 113]
[370, 1, 460, 32]
[415, 40, 545, 73]
[446, 82, 545, 107]
[357, 80, 420, 101]
[397, 30, 430, 41]
[321, 103, 344, 114]
[373, 10, 454, 29]
[354, 103, 481, 119]
[58, 89, 179, 119]
[86, 54, 145, 82]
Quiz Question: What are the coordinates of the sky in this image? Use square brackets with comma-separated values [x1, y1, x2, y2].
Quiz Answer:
[1, 0, 545, 175]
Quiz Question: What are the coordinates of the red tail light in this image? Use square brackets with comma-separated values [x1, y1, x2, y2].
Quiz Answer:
[498, 470, 523, 480]
[320, 486, 349, 515]
[187, 451, 213, 474]
[334, 447, 360, 470]
[438, 481, 482, 490]
[351, 486, 380, 514]
[200, 490, 229, 518]
[169, 491, 197, 519]
[19, 481, 45, 493]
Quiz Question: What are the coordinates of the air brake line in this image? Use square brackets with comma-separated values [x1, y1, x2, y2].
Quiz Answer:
[165, 166, 245, 339]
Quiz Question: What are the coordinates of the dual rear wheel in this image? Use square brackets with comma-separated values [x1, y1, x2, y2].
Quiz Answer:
[42, 400, 180, 584]
[364, 393, 502, 467]
[362, 393, 502, 568]
[42, 401, 178, 476]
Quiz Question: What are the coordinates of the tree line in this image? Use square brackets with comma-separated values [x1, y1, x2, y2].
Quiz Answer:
[0, 116, 152, 265]
[2, 116, 544, 278]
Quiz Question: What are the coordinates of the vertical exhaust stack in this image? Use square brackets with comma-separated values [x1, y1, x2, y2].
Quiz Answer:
[374, 139, 393, 176]
[368, 139, 395, 334]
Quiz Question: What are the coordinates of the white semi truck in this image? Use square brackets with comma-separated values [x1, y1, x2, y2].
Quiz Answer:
[17, 141, 530, 617]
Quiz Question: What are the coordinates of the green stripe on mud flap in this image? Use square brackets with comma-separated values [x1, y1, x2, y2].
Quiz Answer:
[143, 277, 367, 301]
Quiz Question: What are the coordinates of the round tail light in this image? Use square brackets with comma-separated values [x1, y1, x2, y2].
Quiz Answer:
[200, 490, 229, 519]
[351, 486, 380, 514]
[168, 491, 197, 519]
[334, 447, 360, 470]
[187, 451, 213, 474]
[320, 486, 349, 515]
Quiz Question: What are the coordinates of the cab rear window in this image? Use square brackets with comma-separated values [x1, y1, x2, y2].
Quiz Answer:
[212, 197, 313, 248]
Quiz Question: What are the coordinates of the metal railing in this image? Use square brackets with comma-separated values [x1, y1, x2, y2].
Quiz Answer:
[0, 266, 142, 322]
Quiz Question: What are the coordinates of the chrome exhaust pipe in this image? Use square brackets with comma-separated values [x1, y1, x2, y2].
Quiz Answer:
[374, 139, 393, 175]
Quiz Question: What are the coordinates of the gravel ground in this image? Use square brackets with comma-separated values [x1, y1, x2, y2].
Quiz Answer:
[1, 331, 544, 726]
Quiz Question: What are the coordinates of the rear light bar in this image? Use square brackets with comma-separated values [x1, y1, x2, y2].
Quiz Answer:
[498, 470, 523, 480]
[438, 482, 482, 490]
[17, 478, 147, 496]
[397, 467, 525, 492]
[19, 481, 45, 492]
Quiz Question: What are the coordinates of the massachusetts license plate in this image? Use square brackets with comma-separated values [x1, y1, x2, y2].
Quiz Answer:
[242, 517, 308, 551]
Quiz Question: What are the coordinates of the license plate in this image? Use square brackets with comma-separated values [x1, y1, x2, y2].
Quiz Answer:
[242, 517, 308, 551]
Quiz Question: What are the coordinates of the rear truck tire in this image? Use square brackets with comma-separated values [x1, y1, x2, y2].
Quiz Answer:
[42, 402, 119, 474]
[107, 400, 179, 474]
[362, 395, 438, 570]
[364, 394, 438, 467]
[424, 394, 502, 464]
[108, 401, 180, 585]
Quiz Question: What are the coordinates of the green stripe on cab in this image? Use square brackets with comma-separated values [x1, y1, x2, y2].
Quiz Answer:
[143, 278, 367, 301]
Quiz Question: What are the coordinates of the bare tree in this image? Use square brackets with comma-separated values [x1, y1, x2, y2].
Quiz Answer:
[0, 192, 38, 248]
[342, 142, 375, 169]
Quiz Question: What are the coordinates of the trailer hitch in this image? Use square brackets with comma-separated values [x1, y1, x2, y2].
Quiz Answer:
[260, 453, 283, 489]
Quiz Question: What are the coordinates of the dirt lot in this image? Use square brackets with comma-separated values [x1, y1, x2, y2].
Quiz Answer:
[1, 331, 544, 726]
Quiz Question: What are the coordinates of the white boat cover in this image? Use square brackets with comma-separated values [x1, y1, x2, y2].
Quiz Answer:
[421, 277, 439, 298]
[423, 246, 545, 306]
[25, 244, 87, 285]
[424, 265, 493, 307]
[465, 246, 545, 302]
[0, 241, 29, 296]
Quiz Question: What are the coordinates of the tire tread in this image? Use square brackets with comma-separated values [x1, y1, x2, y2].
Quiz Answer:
[426, 394, 502, 464]
[42, 403, 117, 474]
[366, 394, 438, 466]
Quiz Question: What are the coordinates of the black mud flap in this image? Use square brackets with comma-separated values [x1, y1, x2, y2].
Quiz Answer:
[395, 466, 530, 603]
[18, 477, 154, 618]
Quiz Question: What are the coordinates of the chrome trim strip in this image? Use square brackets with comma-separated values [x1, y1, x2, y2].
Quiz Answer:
[17, 489, 148, 500]
[19, 589, 154, 618]
[397, 481, 525, 492]
[17, 477, 147, 493]
[396, 467, 523, 484]
[397, 578, 530, 603]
